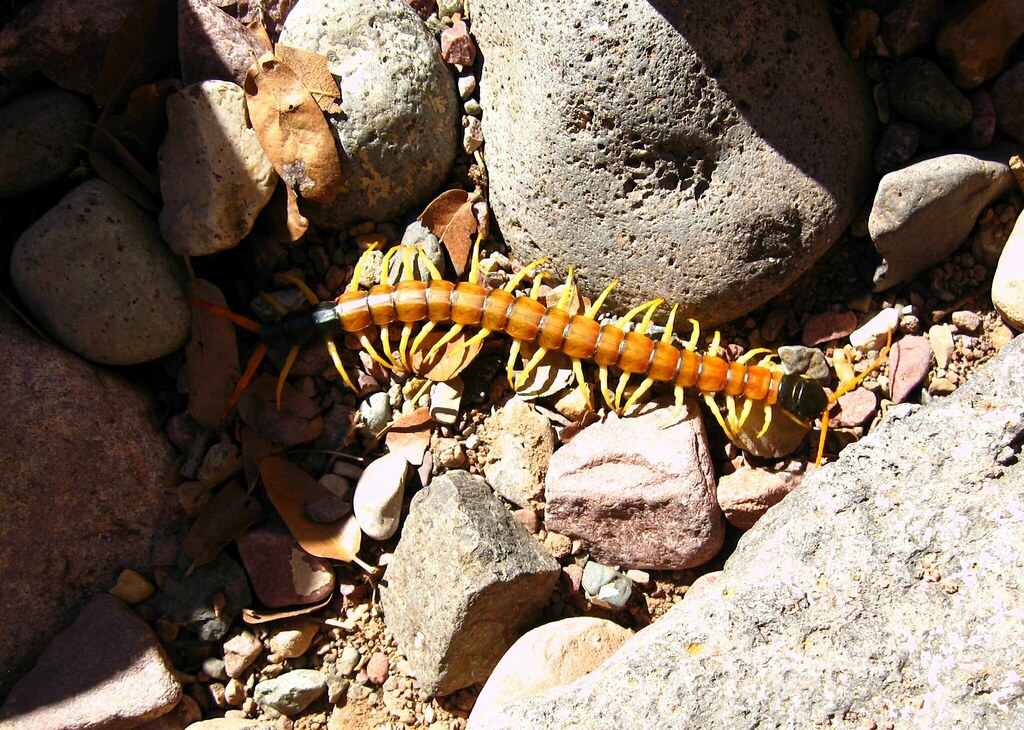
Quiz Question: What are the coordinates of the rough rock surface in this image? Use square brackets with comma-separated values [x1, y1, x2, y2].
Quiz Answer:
[544, 402, 723, 570]
[10, 179, 192, 364]
[158, 80, 277, 256]
[0, 594, 181, 728]
[279, 0, 457, 227]
[0, 89, 90, 198]
[0, 308, 180, 698]
[380, 471, 560, 695]
[473, 0, 874, 325]
[472, 335, 1024, 729]
[869, 150, 1018, 290]
[479, 397, 555, 507]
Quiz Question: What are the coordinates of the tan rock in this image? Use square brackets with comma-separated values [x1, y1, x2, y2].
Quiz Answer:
[993, 211, 1024, 330]
[717, 467, 801, 530]
[468, 617, 632, 727]
[936, 0, 1024, 88]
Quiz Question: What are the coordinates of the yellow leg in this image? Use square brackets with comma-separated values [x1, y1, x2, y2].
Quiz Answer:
[259, 290, 291, 317]
[417, 247, 443, 282]
[379, 326, 399, 369]
[572, 358, 593, 410]
[398, 323, 414, 371]
[276, 273, 320, 306]
[348, 242, 381, 293]
[276, 345, 301, 410]
[325, 338, 356, 391]
[506, 340, 522, 387]
[467, 234, 482, 285]
[503, 257, 549, 293]
[424, 324, 465, 362]
[584, 280, 617, 318]
[704, 392, 734, 441]
[514, 345, 549, 389]
[613, 370, 632, 413]
[735, 396, 753, 428]
[599, 365, 615, 411]
[615, 298, 663, 329]
[686, 318, 701, 351]
[622, 376, 655, 414]
[359, 332, 393, 369]
[451, 326, 494, 356]
[708, 330, 722, 357]
[410, 321, 437, 359]
[737, 347, 773, 365]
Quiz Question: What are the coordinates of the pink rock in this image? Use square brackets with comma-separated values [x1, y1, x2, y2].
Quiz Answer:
[406, 0, 436, 20]
[441, 16, 477, 66]
[832, 387, 879, 427]
[0, 0, 139, 92]
[888, 335, 932, 404]
[716, 467, 801, 530]
[365, 652, 390, 685]
[235, 519, 335, 607]
[544, 402, 724, 570]
[179, 0, 269, 87]
[223, 630, 263, 679]
[801, 310, 858, 346]
[0, 594, 181, 727]
[468, 617, 632, 727]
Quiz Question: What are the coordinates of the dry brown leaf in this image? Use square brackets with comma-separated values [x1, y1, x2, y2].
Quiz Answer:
[242, 594, 333, 624]
[385, 407, 433, 466]
[284, 183, 310, 241]
[275, 44, 342, 114]
[417, 189, 479, 275]
[93, 0, 178, 109]
[184, 482, 264, 572]
[261, 457, 362, 561]
[244, 52, 342, 204]
[408, 329, 484, 382]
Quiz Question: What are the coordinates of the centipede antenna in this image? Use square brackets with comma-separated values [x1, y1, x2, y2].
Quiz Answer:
[325, 338, 356, 391]
[277, 274, 319, 306]
[223, 342, 269, 418]
[190, 300, 263, 334]
[348, 242, 380, 293]
[276, 345, 301, 410]
[259, 291, 291, 317]
[502, 257, 548, 293]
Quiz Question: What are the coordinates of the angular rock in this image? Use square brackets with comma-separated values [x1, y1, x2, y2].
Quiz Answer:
[473, 0, 874, 326]
[880, 0, 943, 58]
[544, 402, 723, 570]
[158, 80, 277, 256]
[477, 335, 1024, 729]
[869, 151, 1018, 290]
[716, 466, 801, 530]
[849, 307, 900, 351]
[935, 0, 1024, 89]
[801, 310, 858, 347]
[0, 307, 180, 697]
[0, 594, 181, 728]
[468, 617, 632, 727]
[993, 210, 1024, 330]
[179, 0, 268, 87]
[253, 669, 326, 715]
[0, 90, 90, 198]
[379, 471, 560, 695]
[479, 397, 555, 507]
[223, 630, 263, 679]
[10, 179, 192, 364]
[991, 62, 1024, 146]
[886, 58, 972, 133]
[236, 519, 335, 607]
[0, 0, 139, 92]
[832, 387, 879, 428]
[278, 0, 457, 227]
[928, 323, 955, 369]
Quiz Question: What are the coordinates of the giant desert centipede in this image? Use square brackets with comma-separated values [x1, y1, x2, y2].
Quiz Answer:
[202, 240, 886, 465]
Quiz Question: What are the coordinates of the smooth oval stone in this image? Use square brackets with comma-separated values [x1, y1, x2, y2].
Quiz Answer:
[0, 89, 90, 198]
[473, 0, 874, 325]
[11, 179, 191, 364]
[886, 58, 972, 132]
[279, 0, 458, 227]
[993, 211, 1024, 330]
[353, 451, 409, 540]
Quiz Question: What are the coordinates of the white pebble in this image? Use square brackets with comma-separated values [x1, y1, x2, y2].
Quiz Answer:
[849, 307, 901, 351]
[353, 452, 409, 540]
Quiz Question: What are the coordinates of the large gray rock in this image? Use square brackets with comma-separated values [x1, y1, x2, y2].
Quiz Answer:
[474, 0, 874, 325]
[380, 471, 560, 695]
[474, 335, 1024, 728]
[279, 0, 458, 227]
[0, 307, 181, 698]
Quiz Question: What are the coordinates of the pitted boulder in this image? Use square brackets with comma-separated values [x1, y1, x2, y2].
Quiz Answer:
[474, 0, 874, 325]
[380, 471, 560, 695]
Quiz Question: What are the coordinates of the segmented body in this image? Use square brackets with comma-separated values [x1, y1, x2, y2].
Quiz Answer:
[260, 278, 829, 423]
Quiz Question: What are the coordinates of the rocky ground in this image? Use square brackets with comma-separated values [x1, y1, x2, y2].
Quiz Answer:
[1, 0, 1023, 728]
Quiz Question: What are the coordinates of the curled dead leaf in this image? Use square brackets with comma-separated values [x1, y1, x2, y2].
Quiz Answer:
[260, 456, 362, 562]
[385, 407, 433, 467]
[242, 593, 333, 624]
[408, 329, 484, 382]
[418, 189, 479, 276]
[275, 44, 342, 114]
[244, 52, 342, 204]
[184, 482, 264, 572]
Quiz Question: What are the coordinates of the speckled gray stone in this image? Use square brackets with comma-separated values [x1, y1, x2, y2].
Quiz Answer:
[0, 89, 89, 198]
[380, 471, 560, 695]
[474, 334, 1024, 729]
[278, 0, 457, 227]
[474, 0, 874, 325]
[869, 149, 1018, 291]
[11, 179, 192, 364]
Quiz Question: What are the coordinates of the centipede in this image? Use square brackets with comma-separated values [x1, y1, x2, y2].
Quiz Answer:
[198, 238, 888, 465]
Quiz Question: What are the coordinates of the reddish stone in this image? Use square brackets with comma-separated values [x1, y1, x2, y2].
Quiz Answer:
[236, 519, 336, 608]
[888, 335, 932, 404]
[441, 16, 477, 66]
[717, 467, 801, 530]
[802, 310, 858, 346]
[406, 0, 436, 20]
[832, 387, 879, 427]
[0, 595, 181, 727]
[365, 652, 390, 685]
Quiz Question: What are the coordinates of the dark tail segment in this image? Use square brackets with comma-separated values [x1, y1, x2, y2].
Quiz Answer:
[776, 373, 829, 423]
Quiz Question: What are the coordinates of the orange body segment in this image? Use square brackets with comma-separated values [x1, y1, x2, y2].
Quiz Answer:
[647, 341, 681, 382]
[593, 325, 625, 366]
[426, 280, 456, 322]
[617, 331, 654, 374]
[505, 297, 546, 341]
[537, 308, 571, 350]
[724, 361, 748, 397]
[336, 290, 372, 332]
[481, 289, 515, 331]
[394, 280, 428, 323]
[451, 282, 487, 326]
[562, 316, 601, 359]
[367, 285, 396, 326]
[676, 350, 701, 388]
[743, 365, 772, 401]
[696, 354, 729, 393]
